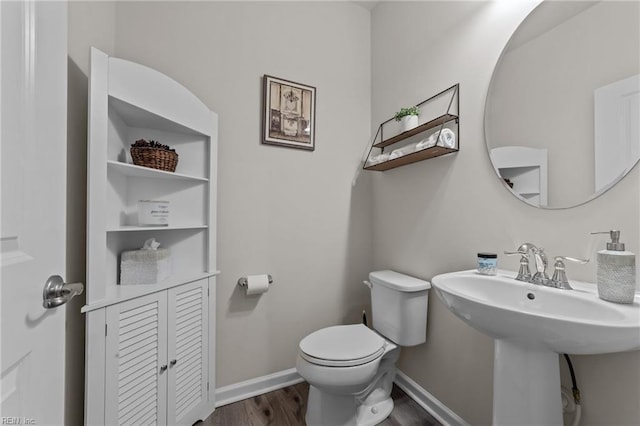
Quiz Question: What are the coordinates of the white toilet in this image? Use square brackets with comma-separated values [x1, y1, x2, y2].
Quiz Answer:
[296, 270, 430, 426]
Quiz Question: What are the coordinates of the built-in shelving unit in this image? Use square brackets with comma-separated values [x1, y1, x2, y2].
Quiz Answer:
[364, 84, 459, 172]
[84, 48, 218, 426]
[490, 146, 548, 207]
[92, 67, 215, 302]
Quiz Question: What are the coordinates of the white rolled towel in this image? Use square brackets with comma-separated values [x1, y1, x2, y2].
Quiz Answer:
[389, 149, 402, 160]
[389, 146, 414, 160]
[437, 128, 456, 149]
[416, 129, 457, 151]
[367, 152, 390, 165]
[416, 133, 438, 150]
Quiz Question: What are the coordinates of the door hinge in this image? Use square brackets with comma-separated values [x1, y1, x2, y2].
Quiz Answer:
[207, 382, 209, 391]
[208, 287, 210, 297]
[105, 324, 108, 336]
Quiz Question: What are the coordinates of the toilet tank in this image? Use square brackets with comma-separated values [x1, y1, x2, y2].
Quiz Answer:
[369, 270, 430, 346]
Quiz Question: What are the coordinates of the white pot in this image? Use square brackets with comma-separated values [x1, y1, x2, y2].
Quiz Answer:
[400, 115, 419, 132]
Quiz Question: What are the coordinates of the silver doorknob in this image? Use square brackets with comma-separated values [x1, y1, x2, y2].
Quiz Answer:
[42, 275, 84, 309]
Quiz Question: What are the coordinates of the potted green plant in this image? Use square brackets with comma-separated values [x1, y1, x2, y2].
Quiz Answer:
[394, 106, 420, 132]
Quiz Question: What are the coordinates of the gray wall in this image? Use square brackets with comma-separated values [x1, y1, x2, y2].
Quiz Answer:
[66, 1, 639, 425]
[371, 1, 639, 425]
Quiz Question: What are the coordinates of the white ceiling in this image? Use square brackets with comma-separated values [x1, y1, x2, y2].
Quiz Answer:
[353, 1, 380, 11]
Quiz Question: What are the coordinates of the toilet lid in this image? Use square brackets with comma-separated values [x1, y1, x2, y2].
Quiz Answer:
[299, 324, 386, 367]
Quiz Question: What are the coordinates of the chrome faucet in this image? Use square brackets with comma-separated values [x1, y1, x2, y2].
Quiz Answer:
[530, 247, 550, 285]
[505, 243, 588, 290]
[505, 243, 542, 283]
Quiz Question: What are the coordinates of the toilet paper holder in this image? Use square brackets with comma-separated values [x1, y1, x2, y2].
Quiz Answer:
[237, 275, 273, 288]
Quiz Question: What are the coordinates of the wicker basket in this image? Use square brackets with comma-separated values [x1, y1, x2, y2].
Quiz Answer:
[130, 147, 178, 172]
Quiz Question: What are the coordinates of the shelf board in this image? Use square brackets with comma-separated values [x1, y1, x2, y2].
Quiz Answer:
[109, 95, 207, 137]
[364, 146, 458, 171]
[107, 224, 208, 232]
[81, 271, 220, 313]
[107, 160, 209, 182]
[373, 113, 458, 149]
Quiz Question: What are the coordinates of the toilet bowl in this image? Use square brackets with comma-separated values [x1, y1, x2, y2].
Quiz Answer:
[296, 324, 399, 426]
[296, 270, 431, 426]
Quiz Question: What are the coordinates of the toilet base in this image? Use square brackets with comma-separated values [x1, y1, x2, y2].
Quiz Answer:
[305, 385, 394, 426]
[302, 344, 400, 426]
[356, 397, 394, 426]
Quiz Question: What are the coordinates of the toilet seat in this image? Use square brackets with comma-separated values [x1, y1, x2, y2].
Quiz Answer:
[299, 324, 387, 367]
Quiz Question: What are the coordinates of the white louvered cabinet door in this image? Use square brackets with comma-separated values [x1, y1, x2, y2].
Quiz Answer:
[167, 280, 209, 425]
[105, 292, 168, 426]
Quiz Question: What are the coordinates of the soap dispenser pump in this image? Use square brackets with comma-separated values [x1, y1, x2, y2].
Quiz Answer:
[591, 230, 636, 304]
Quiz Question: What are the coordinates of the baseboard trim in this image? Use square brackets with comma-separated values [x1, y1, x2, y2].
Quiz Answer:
[394, 370, 469, 426]
[214, 368, 304, 408]
[214, 367, 468, 426]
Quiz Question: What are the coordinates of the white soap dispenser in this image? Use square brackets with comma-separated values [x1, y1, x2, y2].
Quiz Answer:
[592, 230, 636, 304]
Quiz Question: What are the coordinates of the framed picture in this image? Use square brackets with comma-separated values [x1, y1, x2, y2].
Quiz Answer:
[262, 75, 316, 151]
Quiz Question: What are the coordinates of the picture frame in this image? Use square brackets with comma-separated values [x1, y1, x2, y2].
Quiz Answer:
[262, 75, 316, 151]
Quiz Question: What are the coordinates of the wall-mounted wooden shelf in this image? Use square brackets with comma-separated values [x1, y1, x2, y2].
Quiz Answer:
[364, 145, 458, 171]
[363, 84, 459, 172]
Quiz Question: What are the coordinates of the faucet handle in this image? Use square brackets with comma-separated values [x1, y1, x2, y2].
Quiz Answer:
[504, 250, 527, 256]
[504, 250, 532, 281]
[550, 256, 589, 290]
[554, 256, 589, 265]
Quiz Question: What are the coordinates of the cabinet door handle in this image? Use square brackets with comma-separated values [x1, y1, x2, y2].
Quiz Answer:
[160, 364, 168, 373]
[170, 359, 177, 367]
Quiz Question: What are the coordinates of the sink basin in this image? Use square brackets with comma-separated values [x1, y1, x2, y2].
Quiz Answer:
[432, 270, 640, 354]
[432, 270, 640, 426]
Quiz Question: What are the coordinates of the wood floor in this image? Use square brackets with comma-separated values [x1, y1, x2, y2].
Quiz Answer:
[201, 382, 442, 426]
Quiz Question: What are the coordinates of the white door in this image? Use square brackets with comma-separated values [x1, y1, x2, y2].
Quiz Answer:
[1, 2, 72, 424]
[594, 73, 640, 192]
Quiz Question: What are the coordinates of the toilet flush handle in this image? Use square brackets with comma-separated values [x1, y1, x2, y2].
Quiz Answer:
[363, 280, 372, 289]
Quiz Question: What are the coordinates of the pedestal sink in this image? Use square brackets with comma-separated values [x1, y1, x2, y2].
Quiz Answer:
[431, 270, 640, 426]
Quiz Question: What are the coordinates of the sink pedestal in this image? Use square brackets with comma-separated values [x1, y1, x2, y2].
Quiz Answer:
[432, 270, 640, 426]
[493, 340, 562, 426]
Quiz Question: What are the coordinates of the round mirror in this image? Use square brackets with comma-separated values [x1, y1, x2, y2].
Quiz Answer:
[485, 1, 640, 209]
